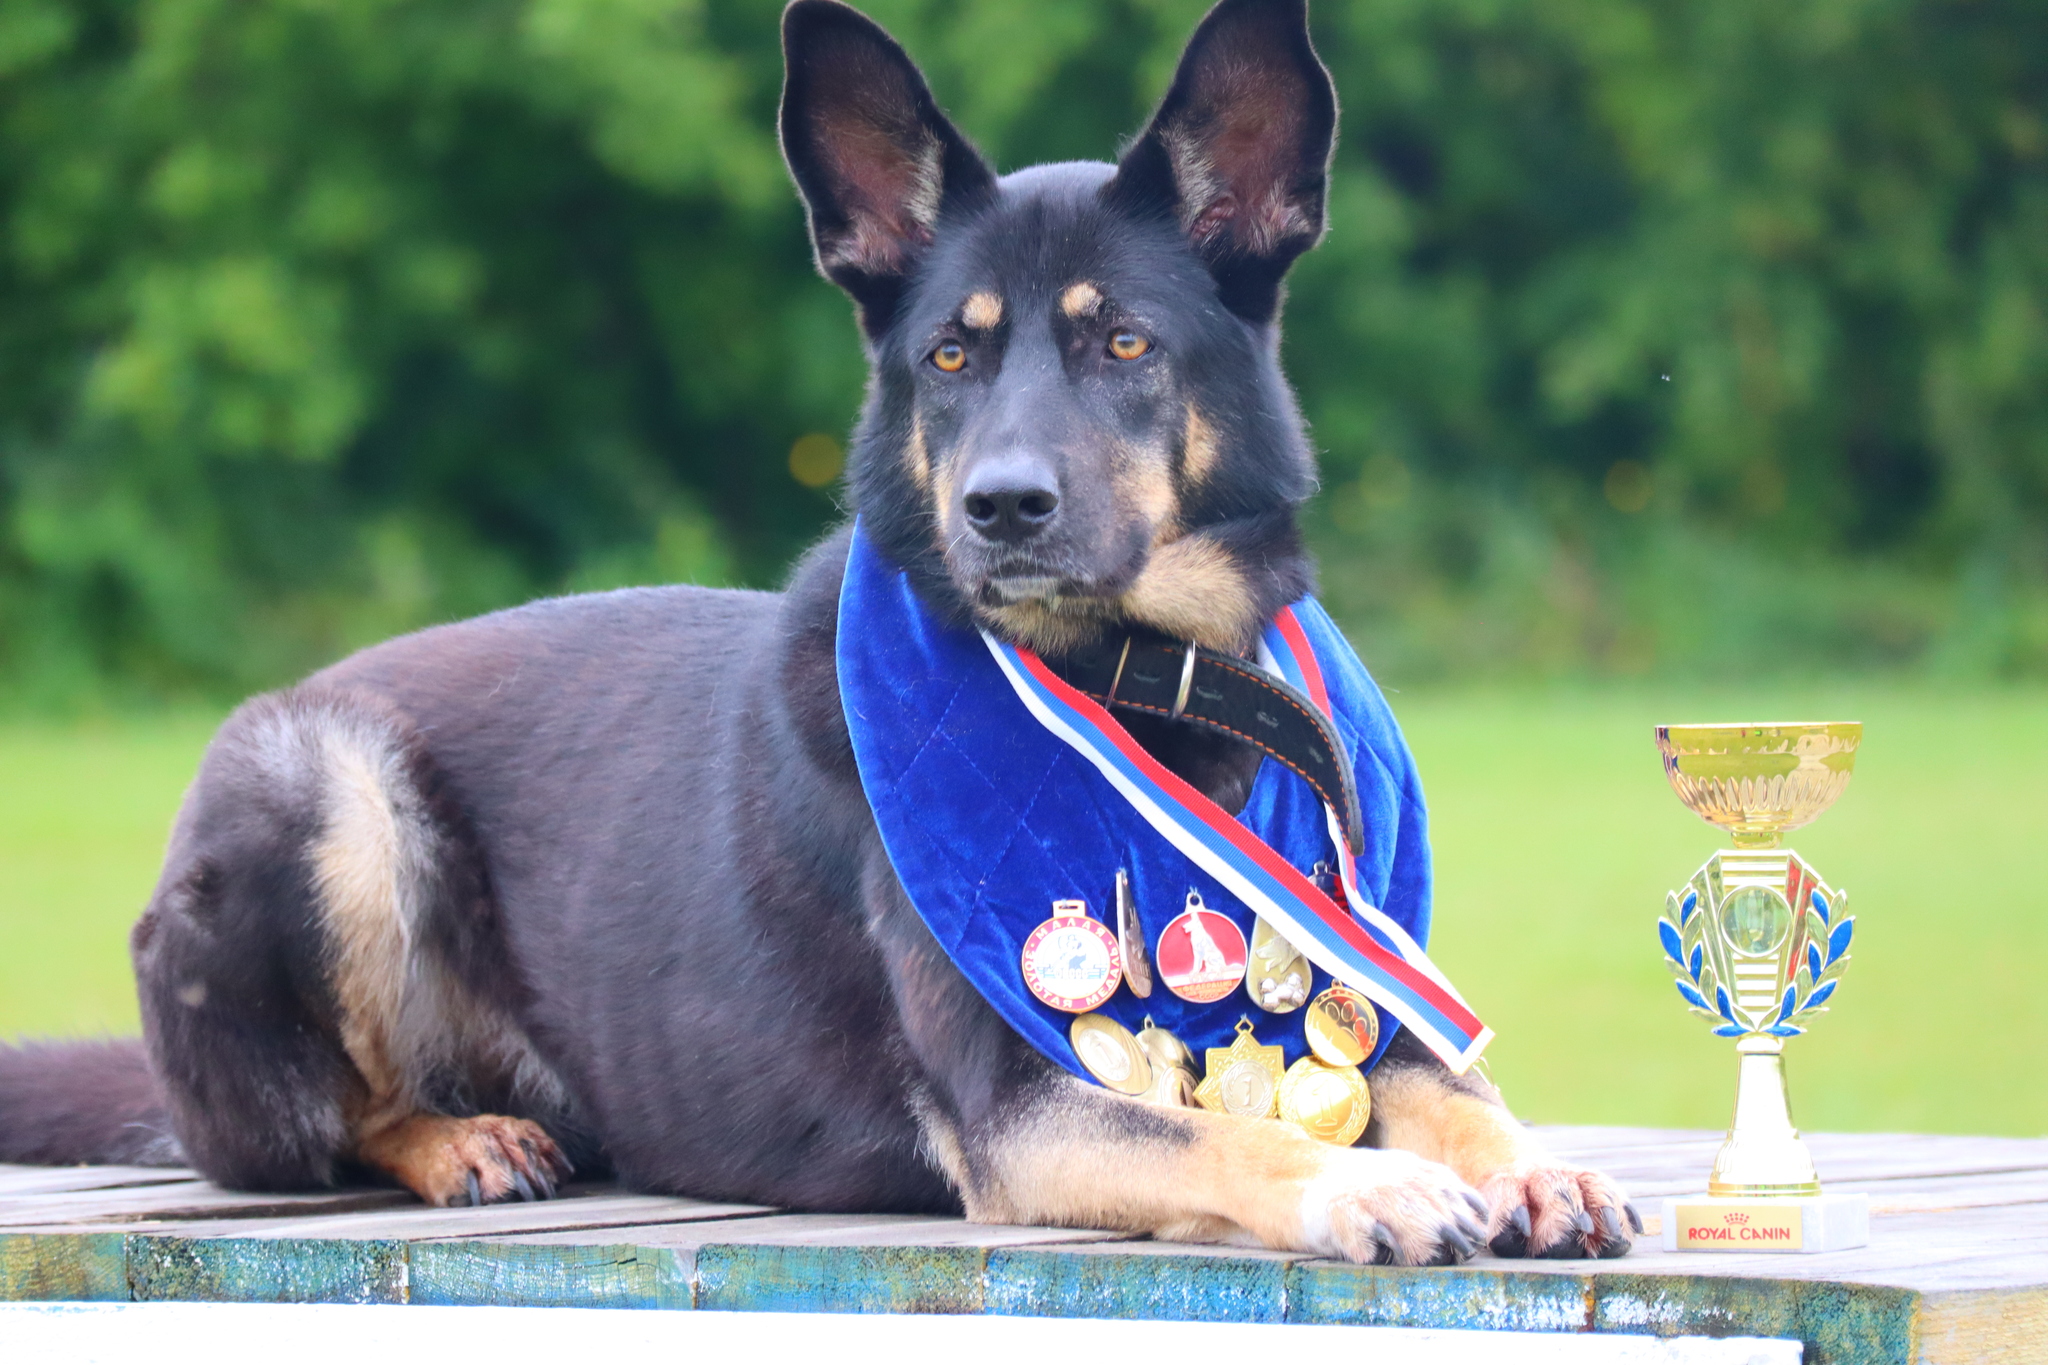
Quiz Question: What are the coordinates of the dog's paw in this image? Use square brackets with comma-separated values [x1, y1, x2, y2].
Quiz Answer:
[366, 1113, 574, 1208]
[1482, 1159, 1638, 1259]
[1298, 1146, 1490, 1266]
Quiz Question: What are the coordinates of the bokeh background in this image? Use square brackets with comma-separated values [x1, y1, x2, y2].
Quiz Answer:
[1, 0, 2043, 1136]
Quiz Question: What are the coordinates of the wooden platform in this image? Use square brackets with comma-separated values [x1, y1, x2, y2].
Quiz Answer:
[3, 1126, 2042, 1363]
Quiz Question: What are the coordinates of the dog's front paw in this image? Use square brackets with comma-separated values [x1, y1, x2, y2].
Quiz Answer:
[1482, 1159, 1639, 1259]
[1298, 1146, 1490, 1266]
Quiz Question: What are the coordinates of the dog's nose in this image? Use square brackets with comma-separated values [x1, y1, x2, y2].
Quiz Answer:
[961, 454, 1060, 543]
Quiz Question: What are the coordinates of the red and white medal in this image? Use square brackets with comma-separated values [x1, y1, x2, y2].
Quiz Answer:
[1021, 899, 1123, 1013]
[1155, 891, 1249, 1004]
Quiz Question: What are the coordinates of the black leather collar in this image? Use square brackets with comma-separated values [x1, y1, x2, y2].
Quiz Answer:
[1046, 633, 1366, 855]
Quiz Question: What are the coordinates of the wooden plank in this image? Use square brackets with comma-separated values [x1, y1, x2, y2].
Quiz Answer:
[220, 1192, 775, 1241]
[0, 1181, 413, 1229]
[0, 1165, 196, 1197]
[1919, 1287, 2048, 1365]
[1285, 1261, 1596, 1334]
[1589, 1270, 1918, 1365]
[483, 1212, 1120, 1251]
[127, 1235, 407, 1305]
[409, 1240, 692, 1310]
[0, 1232, 127, 1302]
[697, 1243, 988, 1315]
[986, 1240, 1297, 1324]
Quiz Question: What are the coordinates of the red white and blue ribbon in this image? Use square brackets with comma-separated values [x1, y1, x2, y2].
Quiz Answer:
[983, 612, 1493, 1074]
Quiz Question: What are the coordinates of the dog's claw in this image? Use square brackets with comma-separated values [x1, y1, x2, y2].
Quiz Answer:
[465, 1172, 482, 1208]
[1490, 1202, 1531, 1259]
[511, 1169, 537, 1202]
[1623, 1202, 1644, 1235]
[1463, 1190, 1489, 1221]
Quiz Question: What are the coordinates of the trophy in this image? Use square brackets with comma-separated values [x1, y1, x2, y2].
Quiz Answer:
[1654, 722, 1871, 1253]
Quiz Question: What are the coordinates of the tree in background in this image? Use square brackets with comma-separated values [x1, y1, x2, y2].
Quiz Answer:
[1, 0, 2043, 702]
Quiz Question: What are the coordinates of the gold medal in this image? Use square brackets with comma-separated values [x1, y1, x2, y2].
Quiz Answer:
[1133, 1018, 1199, 1108]
[1194, 1017, 1285, 1119]
[1070, 1012, 1152, 1095]
[1304, 984, 1380, 1067]
[1247, 917, 1311, 1013]
[1115, 868, 1154, 999]
[1278, 1056, 1372, 1146]
[1020, 899, 1123, 1013]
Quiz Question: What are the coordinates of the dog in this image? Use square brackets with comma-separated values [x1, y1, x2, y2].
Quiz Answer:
[0, 0, 1637, 1266]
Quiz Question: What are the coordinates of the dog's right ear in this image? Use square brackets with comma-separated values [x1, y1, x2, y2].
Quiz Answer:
[1105, 0, 1337, 324]
[780, 1, 996, 333]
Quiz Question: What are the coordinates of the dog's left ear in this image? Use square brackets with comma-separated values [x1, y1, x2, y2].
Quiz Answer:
[1105, 0, 1337, 322]
[780, 0, 997, 333]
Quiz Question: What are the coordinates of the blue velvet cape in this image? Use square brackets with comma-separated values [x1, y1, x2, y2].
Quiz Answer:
[836, 526, 1434, 1081]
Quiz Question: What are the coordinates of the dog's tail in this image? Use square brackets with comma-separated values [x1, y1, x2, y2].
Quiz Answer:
[0, 1038, 185, 1167]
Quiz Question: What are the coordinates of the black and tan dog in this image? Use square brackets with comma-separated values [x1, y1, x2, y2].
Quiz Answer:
[0, 0, 1636, 1265]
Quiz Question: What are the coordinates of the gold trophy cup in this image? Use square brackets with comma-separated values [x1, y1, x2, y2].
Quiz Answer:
[1654, 722, 1870, 1253]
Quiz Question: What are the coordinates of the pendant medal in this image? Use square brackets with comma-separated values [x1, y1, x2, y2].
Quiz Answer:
[1133, 1017, 1200, 1108]
[1156, 891, 1248, 1004]
[1115, 868, 1154, 999]
[1070, 1012, 1151, 1095]
[1277, 1056, 1372, 1146]
[1304, 984, 1380, 1067]
[1020, 899, 1122, 1013]
[1194, 1017, 1285, 1119]
[1248, 917, 1311, 1013]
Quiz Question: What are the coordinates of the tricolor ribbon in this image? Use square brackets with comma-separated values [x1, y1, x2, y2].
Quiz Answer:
[983, 610, 1493, 1074]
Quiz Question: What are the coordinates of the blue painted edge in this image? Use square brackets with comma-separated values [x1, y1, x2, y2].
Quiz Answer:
[0, 1228, 1932, 1361]
[986, 1247, 1288, 1323]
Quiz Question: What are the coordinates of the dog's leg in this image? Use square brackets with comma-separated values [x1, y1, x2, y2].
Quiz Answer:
[870, 866, 1485, 1265]
[141, 687, 571, 1205]
[956, 1078, 1491, 1265]
[296, 691, 573, 1206]
[1365, 1031, 1638, 1258]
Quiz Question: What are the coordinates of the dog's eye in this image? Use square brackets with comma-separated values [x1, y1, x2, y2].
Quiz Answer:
[1108, 331, 1151, 361]
[932, 342, 967, 373]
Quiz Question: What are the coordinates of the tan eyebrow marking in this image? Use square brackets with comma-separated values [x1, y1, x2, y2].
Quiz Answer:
[962, 292, 1004, 330]
[1061, 282, 1104, 318]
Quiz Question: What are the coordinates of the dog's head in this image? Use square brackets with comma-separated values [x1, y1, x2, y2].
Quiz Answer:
[781, 0, 1335, 655]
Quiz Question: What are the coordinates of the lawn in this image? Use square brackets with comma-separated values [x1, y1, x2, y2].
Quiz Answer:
[2, 686, 2042, 1138]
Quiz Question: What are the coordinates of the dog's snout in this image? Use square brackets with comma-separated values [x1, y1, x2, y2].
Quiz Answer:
[962, 453, 1060, 544]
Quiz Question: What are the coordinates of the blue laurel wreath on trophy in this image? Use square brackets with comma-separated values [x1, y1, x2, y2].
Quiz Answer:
[1659, 881, 1853, 1039]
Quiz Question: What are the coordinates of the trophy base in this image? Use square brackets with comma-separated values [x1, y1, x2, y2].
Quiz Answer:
[1660, 1193, 1869, 1254]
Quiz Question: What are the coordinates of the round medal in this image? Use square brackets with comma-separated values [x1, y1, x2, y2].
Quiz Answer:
[1020, 901, 1123, 1013]
[1155, 892, 1248, 1004]
[1278, 1056, 1372, 1146]
[1304, 984, 1380, 1067]
[1070, 1013, 1151, 1095]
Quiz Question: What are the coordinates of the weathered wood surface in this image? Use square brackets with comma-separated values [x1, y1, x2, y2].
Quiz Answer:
[2, 1125, 2043, 1364]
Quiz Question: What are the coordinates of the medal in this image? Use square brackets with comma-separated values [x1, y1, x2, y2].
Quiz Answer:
[1304, 984, 1380, 1067]
[1134, 1017, 1199, 1108]
[1020, 899, 1122, 1013]
[1194, 1017, 1285, 1119]
[1070, 1012, 1152, 1095]
[1156, 891, 1248, 1004]
[1247, 917, 1311, 1013]
[1277, 1056, 1372, 1146]
[1114, 868, 1154, 999]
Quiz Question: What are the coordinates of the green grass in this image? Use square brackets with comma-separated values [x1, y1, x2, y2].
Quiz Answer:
[3, 688, 2043, 1137]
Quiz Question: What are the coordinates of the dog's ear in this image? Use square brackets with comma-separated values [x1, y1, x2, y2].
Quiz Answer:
[1105, 0, 1337, 322]
[780, 1, 997, 332]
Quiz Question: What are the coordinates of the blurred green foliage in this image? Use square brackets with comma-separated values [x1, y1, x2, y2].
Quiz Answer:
[2, 0, 2045, 701]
